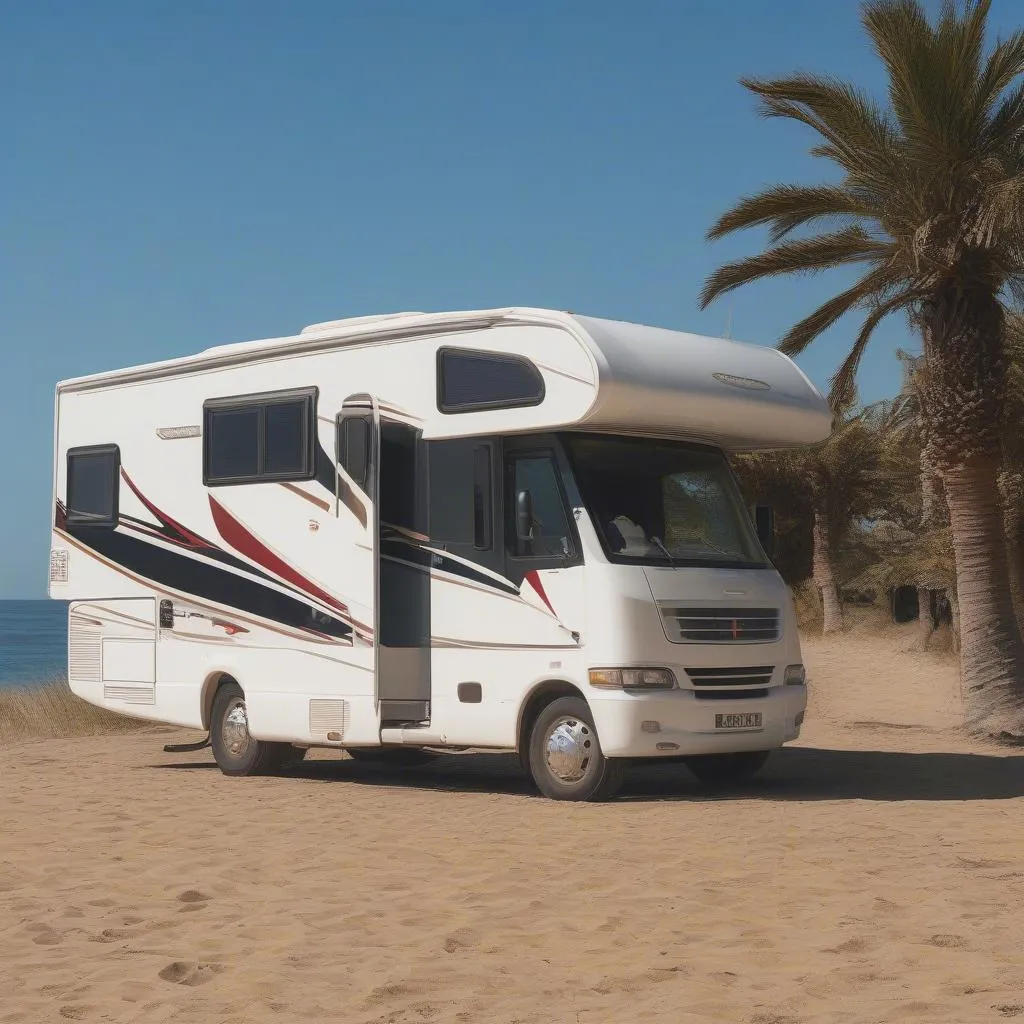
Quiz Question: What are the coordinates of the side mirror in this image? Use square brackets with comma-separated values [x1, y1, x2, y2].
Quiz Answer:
[516, 489, 534, 545]
[754, 505, 775, 559]
[339, 417, 370, 489]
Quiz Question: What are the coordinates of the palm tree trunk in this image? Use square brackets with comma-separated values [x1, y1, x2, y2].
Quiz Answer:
[812, 508, 843, 635]
[942, 456, 1024, 738]
[920, 448, 942, 529]
[920, 288, 1024, 738]
[917, 587, 934, 649]
[1000, 470, 1024, 634]
[947, 588, 961, 655]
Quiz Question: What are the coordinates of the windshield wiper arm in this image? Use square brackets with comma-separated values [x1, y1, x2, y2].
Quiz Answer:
[649, 535, 676, 568]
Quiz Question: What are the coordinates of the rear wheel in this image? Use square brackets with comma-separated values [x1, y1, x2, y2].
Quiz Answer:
[528, 696, 625, 801]
[684, 750, 770, 787]
[210, 682, 294, 776]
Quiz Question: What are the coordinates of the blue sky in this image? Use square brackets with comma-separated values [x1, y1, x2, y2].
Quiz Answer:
[3, 0, 1016, 598]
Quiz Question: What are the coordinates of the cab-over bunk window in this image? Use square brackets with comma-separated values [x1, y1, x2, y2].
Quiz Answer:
[436, 347, 545, 413]
[203, 387, 318, 486]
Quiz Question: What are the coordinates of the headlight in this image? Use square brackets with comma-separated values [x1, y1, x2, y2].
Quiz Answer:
[784, 664, 806, 686]
[589, 667, 677, 691]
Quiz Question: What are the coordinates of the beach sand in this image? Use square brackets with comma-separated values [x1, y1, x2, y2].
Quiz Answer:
[3, 622, 1023, 1023]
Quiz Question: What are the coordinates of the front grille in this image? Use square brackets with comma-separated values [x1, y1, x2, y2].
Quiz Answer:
[661, 606, 779, 643]
[685, 666, 774, 688]
[685, 667, 773, 702]
[694, 688, 769, 701]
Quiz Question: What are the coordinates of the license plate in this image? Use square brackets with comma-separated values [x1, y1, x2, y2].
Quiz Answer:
[715, 712, 762, 730]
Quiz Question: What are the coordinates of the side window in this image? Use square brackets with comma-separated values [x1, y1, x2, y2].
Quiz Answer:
[437, 347, 545, 413]
[204, 388, 317, 486]
[428, 438, 494, 551]
[66, 445, 120, 528]
[507, 453, 573, 559]
[379, 421, 421, 533]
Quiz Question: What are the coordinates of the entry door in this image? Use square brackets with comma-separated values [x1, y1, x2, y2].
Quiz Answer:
[336, 396, 431, 726]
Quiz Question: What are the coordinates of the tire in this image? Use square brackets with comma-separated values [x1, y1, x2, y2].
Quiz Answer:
[527, 696, 626, 801]
[684, 750, 770, 787]
[345, 747, 436, 767]
[210, 682, 293, 777]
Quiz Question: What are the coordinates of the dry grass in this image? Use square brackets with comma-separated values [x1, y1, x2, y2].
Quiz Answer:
[792, 588, 959, 655]
[791, 581, 824, 633]
[0, 677, 149, 748]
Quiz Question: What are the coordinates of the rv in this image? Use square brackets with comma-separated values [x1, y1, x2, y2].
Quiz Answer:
[48, 308, 830, 801]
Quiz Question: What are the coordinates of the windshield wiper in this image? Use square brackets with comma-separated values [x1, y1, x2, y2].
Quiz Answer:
[649, 535, 677, 568]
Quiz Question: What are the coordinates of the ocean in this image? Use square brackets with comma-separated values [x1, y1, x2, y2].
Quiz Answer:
[0, 600, 69, 686]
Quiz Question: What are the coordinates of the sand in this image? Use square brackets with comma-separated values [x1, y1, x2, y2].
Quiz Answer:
[2, 622, 1024, 1023]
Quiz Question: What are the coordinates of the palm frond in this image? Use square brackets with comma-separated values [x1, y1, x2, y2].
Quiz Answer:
[985, 80, 1024, 147]
[742, 74, 900, 184]
[706, 185, 876, 243]
[975, 29, 1024, 119]
[699, 229, 891, 308]
[861, 1, 937, 148]
[863, 0, 996, 164]
[777, 263, 899, 356]
[828, 289, 921, 408]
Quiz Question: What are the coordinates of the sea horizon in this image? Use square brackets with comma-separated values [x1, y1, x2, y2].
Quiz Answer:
[0, 599, 69, 687]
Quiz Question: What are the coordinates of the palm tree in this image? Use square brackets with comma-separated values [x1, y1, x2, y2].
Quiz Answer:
[851, 521, 959, 648]
[701, 0, 1024, 739]
[734, 405, 887, 634]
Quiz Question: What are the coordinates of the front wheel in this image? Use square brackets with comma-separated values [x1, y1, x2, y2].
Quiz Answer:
[684, 750, 770, 787]
[210, 682, 295, 776]
[528, 697, 626, 801]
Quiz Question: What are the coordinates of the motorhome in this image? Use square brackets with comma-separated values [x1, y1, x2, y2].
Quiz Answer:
[49, 307, 831, 801]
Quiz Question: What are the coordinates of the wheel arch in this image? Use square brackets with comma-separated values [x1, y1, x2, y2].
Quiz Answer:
[200, 670, 241, 730]
[516, 679, 589, 756]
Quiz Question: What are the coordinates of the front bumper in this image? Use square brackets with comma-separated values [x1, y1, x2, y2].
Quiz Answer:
[589, 684, 807, 758]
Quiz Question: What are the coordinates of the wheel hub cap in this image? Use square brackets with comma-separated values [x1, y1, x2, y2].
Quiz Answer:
[223, 699, 250, 757]
[545, 716, 592, 783]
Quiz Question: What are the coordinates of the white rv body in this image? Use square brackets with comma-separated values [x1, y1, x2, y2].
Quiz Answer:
[48, 307, 830, 796]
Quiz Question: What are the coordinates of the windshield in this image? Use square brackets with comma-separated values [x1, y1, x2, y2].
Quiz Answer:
[562, 434, 767, 568]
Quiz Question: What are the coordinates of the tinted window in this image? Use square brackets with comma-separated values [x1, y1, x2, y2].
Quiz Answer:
[473, 445, 492, 549]
[338, 416, 370, 488]
[508, 454, 572, 558]
[208, 408, 260, 481]
[428, 439, 494, 551]
[264, 402, 307, 475]
[379, 421, 419, 532]
[66, 445, 119, 528]
[438, 348, 545, 413]
[204, 389, 316, 485]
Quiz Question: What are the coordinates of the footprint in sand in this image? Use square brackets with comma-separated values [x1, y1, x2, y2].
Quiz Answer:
[825, 936, 870, 954]
[442, 927, 480, 953]
[926, 933, 968, 949]
[28, 924, 62, 946]
[157, 961, 224, 987]
[177, 889, 211, 904]
[364, 981, 419, 1007]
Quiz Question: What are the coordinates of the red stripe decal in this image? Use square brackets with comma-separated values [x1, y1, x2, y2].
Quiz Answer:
[121, 469, 215, 550]
[524, 570, 556, 617]
[209, 496, 350, 616]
